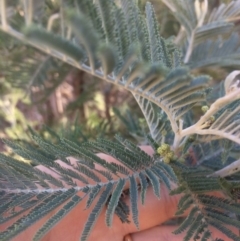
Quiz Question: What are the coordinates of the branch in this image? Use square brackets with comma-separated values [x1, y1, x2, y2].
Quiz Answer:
[0, 0, 7, 30]
[173, 71, 240, 149]
[23, 0, 33, 26]
[183, 88, 240, 130]
[208, 159, 240, 178]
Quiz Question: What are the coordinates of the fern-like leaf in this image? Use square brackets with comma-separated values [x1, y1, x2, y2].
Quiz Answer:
[138, 172, 149, 205]
[25, 26, 84, 61]
[0, 189, 77, 241]
[81, 183, 113, 241]
[105, 179, 126, 227]
[129, 175, 139, 229]
[33, 195, 83, 241]
[144, 169, 160, 199]
[173, 206, 198, 234]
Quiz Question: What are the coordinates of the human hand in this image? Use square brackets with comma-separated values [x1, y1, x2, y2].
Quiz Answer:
[9, 146, 238, 241]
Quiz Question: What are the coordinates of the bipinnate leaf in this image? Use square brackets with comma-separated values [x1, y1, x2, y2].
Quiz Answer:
[173, 206, 198, 235]
[81, 183, 113, 241]
[105, 179, 126, 227]
[129, 175, 139, 229]
[86, 185, 102, 209]
[139, 172, 149, 205]
[145, 169, 160, 199]
[25, 26, 84, 61]
[33, 195, 82, 241]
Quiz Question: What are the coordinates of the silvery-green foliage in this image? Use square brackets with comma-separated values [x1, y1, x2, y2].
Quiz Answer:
[161, 0, 240, 68]
[1, 1, 240, 241]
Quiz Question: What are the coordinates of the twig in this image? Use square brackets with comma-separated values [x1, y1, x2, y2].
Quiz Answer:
[0, 0, 8, 30]
[24, 0, 33, 26]
[173, 86, 240, 149]
[207, 159, 240, 178]
[47, 13, 60, 31]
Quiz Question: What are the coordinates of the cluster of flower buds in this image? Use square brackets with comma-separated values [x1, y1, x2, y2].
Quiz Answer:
[157, 143, 174, 164]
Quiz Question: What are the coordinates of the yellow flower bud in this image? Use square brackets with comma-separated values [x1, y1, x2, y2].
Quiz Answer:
[166, 151, 174, 159]
[201, 105, 209, 113]
[157, 147, 163, 155]
[161, 143, 170, 151]
[163, 157, 171, 164]
[209, 116, 215, 123]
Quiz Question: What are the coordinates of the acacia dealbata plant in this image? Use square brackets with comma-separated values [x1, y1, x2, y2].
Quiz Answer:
[1, 0, 240, 240]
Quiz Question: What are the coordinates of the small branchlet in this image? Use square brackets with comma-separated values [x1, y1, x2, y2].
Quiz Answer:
[224, 70, 240, 94]
[173, 70, 240, 149]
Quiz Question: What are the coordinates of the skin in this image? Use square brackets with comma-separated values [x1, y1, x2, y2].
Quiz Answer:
[2, 146, 238, 241]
